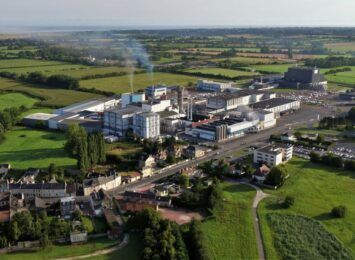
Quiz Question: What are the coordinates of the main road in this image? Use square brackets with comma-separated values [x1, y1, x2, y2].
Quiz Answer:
[108, 104, 328, 196]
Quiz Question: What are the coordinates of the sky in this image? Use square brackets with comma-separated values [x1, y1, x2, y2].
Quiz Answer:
[0, 0, 355, 28]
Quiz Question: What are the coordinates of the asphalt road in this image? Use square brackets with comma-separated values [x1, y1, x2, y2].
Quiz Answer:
[108, 104, 328, 196]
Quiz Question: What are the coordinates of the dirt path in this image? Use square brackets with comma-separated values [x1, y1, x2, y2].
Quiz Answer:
[56, 233, 129, 260]
[241, 182, 269, 260]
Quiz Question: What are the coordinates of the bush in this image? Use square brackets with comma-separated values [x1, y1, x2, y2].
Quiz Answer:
[331, 206, 346, 218]
[283, 196, 295, 208]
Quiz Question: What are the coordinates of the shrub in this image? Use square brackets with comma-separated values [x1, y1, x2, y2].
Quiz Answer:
[331, 206, 346, 218]
[283, 196, 295, 208]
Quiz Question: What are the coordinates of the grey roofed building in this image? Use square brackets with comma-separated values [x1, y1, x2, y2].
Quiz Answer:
[280, 67, 327, 90]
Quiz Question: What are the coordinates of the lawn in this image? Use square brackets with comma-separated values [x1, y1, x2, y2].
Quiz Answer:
[201, 183, 259, 260]
[0, 78, 101, 107]
[3, 237, 118, 260]
[183, 67, 259, 78]
[86, 234, 143, 260]
[80, 72, 199, 93]
[0, 127, 76, 170]
[0, 93, 38, 110]
[258, 157, 355, 259]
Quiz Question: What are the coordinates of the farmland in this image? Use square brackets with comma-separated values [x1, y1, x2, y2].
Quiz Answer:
[258, 157, 355, 258]
[80, 72, 199, 93]
[325, 68, 355, 85]
[251, 64, 295, 73]
[0, 78, 101, 107]
[0, 92, 38, 110]
[325, 42, 355, 53]
[0, 59, 87, 74]
[201, 183, 259, 260]
[0, 127, 76, 169]
[183, 67, 259, 78]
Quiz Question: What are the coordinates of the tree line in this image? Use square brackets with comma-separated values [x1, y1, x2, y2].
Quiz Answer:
[65, 124, 106, 171]
[309, 151, 355, 171]
[0, 71, 79, 90]
[305, 56, 355, 68]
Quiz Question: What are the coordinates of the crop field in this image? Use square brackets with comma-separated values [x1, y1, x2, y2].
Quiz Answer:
[201, 183, 259, 260]
[0, 92, 38, 110]
[0, 127, 76, 170]
[264, 214, 352, 260]
[0, 78, 101, 107]
[80, 72, 199, 93]
[258, 157, 355, 258]
[325, 42, 355, 53]
[183, 67, 259, 78]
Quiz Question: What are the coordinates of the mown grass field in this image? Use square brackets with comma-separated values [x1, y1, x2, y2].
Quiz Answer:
[0, 127, 76, 169]
[183, 67, 259, 78]
[3, 237, 118, 260]
[0, 92, 38, 110]
[0, 78, 101, 107]
[251, 64, 294, 73]
[325, 68, 355, 85]
[201, 183, 259, 260]
[47, 66, 140, 79]
[258, 157, 355, 259]
[264, 213, 352, 260]
[80, 72, 199, 93]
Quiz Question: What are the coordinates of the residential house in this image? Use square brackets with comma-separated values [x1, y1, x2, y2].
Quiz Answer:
[0, 192, 10, 223]
[0, 164, 11, 176]
[83, 171, 121, 196]
[183, 145, 206, 159]
[60, 196, 76, 218]
[19, 168, 40, 184]
[70, 231, 87, 244]
[9, 182, 76, 199]
[122, 172, 141, 184]
[139, 155, 156, 178]
[252, 164, 271, 183]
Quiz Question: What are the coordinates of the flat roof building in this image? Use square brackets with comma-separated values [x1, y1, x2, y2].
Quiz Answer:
[280, 67, 327, 90]
[197, 79, 235, 93]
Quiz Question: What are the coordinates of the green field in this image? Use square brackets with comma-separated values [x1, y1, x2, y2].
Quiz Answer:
[48, 66, 140, 79]
[211, 56, 280, 65]
[0, 59, 87, 74]
[325, 68, 355, 86]
[0, 78, 101, 107]
[0, 127, 76, 170]
[0, 92, 38, 110]
[201, 183, 259, 260]
[3, 237, 117, 260]
[183, 67, 259, 78]
[86, 234, 142, 260]
[258, 157, 355, 259]
[251, 64, 294, 73]
[325, 42, 355, 53]
[80, 72, 199, 93]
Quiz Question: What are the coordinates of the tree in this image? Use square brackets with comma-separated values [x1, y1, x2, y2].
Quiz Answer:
[294, 131, 302, 139]
[331, 205, 346, 218]
[265, 166, 288, 187]
[166, 155, 176, 164]
[283, 196, 295, 208]
[48, 163, 57, 178]
[9, 221, 21, 242]
[348, 107, 355, 121]
[316, 134, 324, 144]
[309, 151, 320, 163]
[0, 235, 7, 248]
[178, 174, 189, 188]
